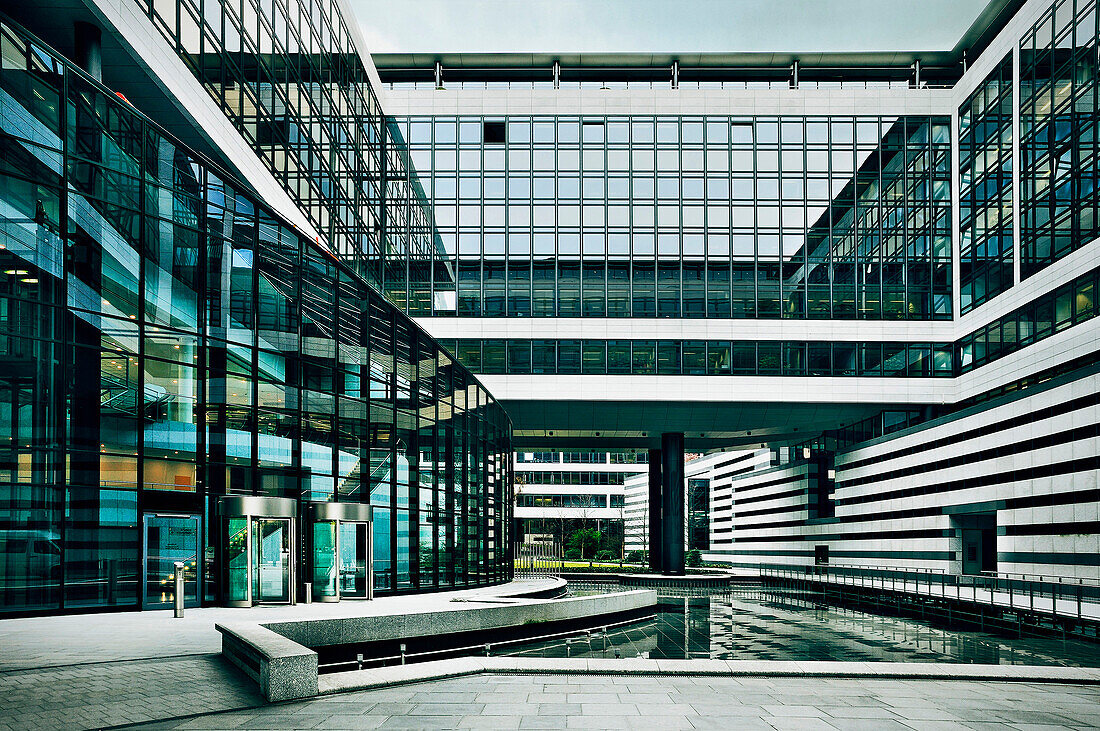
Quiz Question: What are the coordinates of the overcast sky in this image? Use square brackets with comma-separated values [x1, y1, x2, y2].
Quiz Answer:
[349, 0, 992, 55]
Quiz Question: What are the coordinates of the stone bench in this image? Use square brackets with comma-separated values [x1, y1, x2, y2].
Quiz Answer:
[218, 621, 318, 702]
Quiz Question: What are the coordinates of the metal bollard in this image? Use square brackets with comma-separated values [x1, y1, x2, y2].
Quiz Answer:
[400, 643, 407, 665]
[173, 561, 186, 618]
[304, 582, 313, 604]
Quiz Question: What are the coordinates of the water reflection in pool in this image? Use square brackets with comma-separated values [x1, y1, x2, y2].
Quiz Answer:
[502, 584, 1100, 666]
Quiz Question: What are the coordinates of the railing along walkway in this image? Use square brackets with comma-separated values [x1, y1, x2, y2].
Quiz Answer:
[760, 564, 1100, 624]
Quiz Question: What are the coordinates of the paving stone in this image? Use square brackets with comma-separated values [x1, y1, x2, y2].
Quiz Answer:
[762, 717, 840, 730]
[519, 717, 570, 730]
[456, 715, 526, 729]
[377, 715, 465, 729]
[407, 702, 484, 715]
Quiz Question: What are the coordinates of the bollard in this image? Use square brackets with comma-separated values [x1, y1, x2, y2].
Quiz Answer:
[173, 561, 186, 618]
[356, 653, 364, 670]
[304, 582, 313, 604]
[400, 643, 407, 665]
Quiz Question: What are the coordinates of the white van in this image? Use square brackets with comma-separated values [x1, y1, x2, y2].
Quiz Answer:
[0, 529, 62, 584]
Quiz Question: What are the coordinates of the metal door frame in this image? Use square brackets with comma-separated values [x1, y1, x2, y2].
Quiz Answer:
[219, 496, 297, 607]
[336, 519, 373, 601]
[310, 502, 373, 602]
[141, 512, 201, 610]
[252, 516, 294, 605]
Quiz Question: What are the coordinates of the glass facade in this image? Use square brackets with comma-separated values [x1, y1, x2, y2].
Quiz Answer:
[514, 471, 634, 486]
[959, 55, 1014, 313]
[1020, 0, 1100, 277]
[516, 494, 608, 508]
[957, 262, 1098, 373]
[130, 0, 446, 313]
[687, 478, 710, 551]
[0, 19, 511, 615]
[393, 114, 952, 320]
[442, 339, 955, 377]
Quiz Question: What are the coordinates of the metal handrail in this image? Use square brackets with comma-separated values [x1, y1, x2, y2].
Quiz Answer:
[318, 613, 648, 672]
[759, 563, 1100, 623]
[981, 570, 1097, 587]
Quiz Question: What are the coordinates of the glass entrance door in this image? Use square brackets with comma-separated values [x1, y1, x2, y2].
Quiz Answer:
[312, 521, 338, 601]
[143, 514, 199, 609]
[338, 521, 370, 598]
[253, 518, 291, 603]
[226, 517, 249, 605]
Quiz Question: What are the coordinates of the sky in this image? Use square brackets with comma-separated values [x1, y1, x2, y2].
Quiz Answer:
[349, 0, 993, 55]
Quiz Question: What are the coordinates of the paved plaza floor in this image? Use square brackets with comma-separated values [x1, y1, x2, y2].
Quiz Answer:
[0, 579, 559, 672]
[3, 578, 1099, 731]
[0, 580, 555, 731]
[118, 673, 1100, 730]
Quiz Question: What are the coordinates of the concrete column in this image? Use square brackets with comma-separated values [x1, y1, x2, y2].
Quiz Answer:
[661, 432, 685, 575]
[74, 22, 102, 82]
[647, 449, 662, 571]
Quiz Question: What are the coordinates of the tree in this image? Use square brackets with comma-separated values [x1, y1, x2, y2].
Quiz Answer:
[567, 527, 602, 560]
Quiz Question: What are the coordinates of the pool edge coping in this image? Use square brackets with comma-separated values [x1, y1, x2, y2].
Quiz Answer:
[317, 657, 1100, 696]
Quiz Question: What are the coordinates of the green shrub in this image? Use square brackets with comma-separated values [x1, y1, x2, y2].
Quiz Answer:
[564, 548, 581, 560]
[594, 550, 612, 561]
[685, 549, 702, 567]
[626, 550, 646, 564]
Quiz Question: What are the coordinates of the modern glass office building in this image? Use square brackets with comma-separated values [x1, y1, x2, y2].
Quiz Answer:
[5, 0, 1100, 609]
[0, 2, 512, 616]
[381, 0, 1100, 580]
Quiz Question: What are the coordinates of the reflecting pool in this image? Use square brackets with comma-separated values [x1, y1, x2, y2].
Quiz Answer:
[501, 584, 1100, 666]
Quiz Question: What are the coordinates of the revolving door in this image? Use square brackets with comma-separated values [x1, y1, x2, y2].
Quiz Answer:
[219, 496, 297, 607]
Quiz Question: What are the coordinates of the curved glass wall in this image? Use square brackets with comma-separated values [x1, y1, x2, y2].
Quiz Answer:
[128, 0, 444, 314]
[0, 19, 512, 615]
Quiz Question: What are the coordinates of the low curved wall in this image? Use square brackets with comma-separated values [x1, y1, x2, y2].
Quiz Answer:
[263, 589, 653, 648]
[562, 572, 732, 590]
[217, 588, 656, 701]
[492, 577, 568, 599]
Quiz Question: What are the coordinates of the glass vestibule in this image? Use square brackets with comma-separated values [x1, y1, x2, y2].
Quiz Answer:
[310, 503, 373, 602]
[219, 496, 297, 607]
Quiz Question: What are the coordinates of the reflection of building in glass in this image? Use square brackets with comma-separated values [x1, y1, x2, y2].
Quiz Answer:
[1020, 0, 1100, 278]
[0, 1, 511, 616]
[393, 114, 952, 321]
[959, 55, 1013, 313]
[127, 0, 447, 309]
[687, 479, 710, 551]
